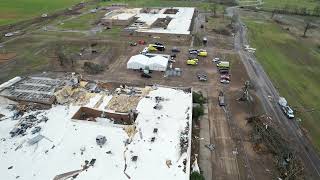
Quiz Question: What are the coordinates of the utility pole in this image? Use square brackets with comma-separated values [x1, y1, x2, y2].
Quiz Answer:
[238, 80, 250, 101]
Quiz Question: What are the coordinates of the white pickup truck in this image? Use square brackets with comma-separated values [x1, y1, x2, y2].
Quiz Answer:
[278, 97, 295, 119]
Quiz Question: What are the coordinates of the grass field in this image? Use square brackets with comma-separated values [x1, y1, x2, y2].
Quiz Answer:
[244, 18, 320, 151]
[58, 12, 105, 30]
[0, 0, 86, 26]
[262, 0, 320, 11]
[238, 0, 320, 11]
[99, 0, 217, 10]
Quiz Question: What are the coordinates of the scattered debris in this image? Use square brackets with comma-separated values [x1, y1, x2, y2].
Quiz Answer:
[166, 160, 172, 168]
[153, 128, 158, 133]
[106, 151, 112, 154]
[248, 115, 304, 179]
[80, 146, 86, 155]
[151, 137, 155, 142]
[4, 33, 14, 37]
[180, 122, 189, 154]
[31, 126, 41, 134]
[27, 135, 45, 145]
[89, 159, 96, 166]
[205, 144, 215, 151]
[191, 154, 200, 173]
[41, 13, 48, 18]
[131, 156, 138, 161]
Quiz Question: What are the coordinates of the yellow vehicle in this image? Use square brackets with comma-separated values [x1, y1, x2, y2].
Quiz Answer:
[198, 50, 207, 57]
[187, 59, 198, 65]
[148, 44, 157, 51]
[217, 61, 230, 69]
[189, 58, 199, 62]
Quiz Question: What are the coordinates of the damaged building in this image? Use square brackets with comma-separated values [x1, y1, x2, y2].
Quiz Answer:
[0, 75, 193, 180]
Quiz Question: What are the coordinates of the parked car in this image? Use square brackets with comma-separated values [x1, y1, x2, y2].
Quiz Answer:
[198, 50, 207, 57]
[138, 40, 146, 45]
[220, 79, 230, 84]
[219, 69, 229, 74]
[172, 47, 180, 53]
[154, 42, 164, 46]
[217, 61, 230, 69]
[187, 59, 198, 65]
[197, 72, 207, 81]
[141, 73, 151, 78]
[198, 76, 207, 81]
[278, 97, 295, 119]
[220, 74, 231, 81]
[212, 57, 220, 63]
[189, 49, 198, 55]
[129, 42, 137, 46]
[218, 91, 225, 106]
[281, 106, 295, 119]
[148, 44, 165, 51]
[189, 58, 199, 63]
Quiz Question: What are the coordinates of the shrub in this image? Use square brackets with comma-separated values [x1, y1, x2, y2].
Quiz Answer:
[193, 105, 204, 121]
[190, 172, 205, 180]
[83, 62, 104, 74]
[193, 92, 206, 105]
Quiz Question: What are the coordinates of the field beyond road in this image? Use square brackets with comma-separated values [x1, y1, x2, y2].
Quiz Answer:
[244, 17, 320, 151]
[0, 0, 86, 26]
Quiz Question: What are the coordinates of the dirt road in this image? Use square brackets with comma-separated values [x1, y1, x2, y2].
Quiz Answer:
[228, 7, 320, 179]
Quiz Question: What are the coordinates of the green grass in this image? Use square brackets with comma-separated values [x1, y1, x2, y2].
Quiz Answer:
[58, 12, 104, 30]
[244, 18, 320, 151]
[238, 0, 320, 11]
[0, 0, 87, 26]
[261, 0, 320, 11]
[99, 0, 218, 10]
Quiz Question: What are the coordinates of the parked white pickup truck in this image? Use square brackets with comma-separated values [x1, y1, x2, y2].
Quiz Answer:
[278, 97, 295, 119]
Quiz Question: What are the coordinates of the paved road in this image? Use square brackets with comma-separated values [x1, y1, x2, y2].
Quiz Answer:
[228, 7, 320, 179]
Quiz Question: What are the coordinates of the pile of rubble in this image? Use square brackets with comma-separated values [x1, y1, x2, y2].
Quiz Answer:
[9, 112, 48, 138]
[248, 115, 304, 179]
[107, 86, 152, 113]
[180, 122, 190, 155]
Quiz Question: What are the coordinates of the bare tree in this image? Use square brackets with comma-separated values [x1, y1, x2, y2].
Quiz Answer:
[231, 13, 238, 26]
[303, 21, 316, 37]
[211, 3, 218, 17]
[55, 44, 66, 66]
[222, 6, 226, 19]
[271, 9, 277, 19]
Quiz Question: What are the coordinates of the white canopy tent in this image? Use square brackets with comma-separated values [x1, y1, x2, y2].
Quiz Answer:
[127, 54, 149, 70]
[127, 54, 168, 71]
[148, 55, 168, 71]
